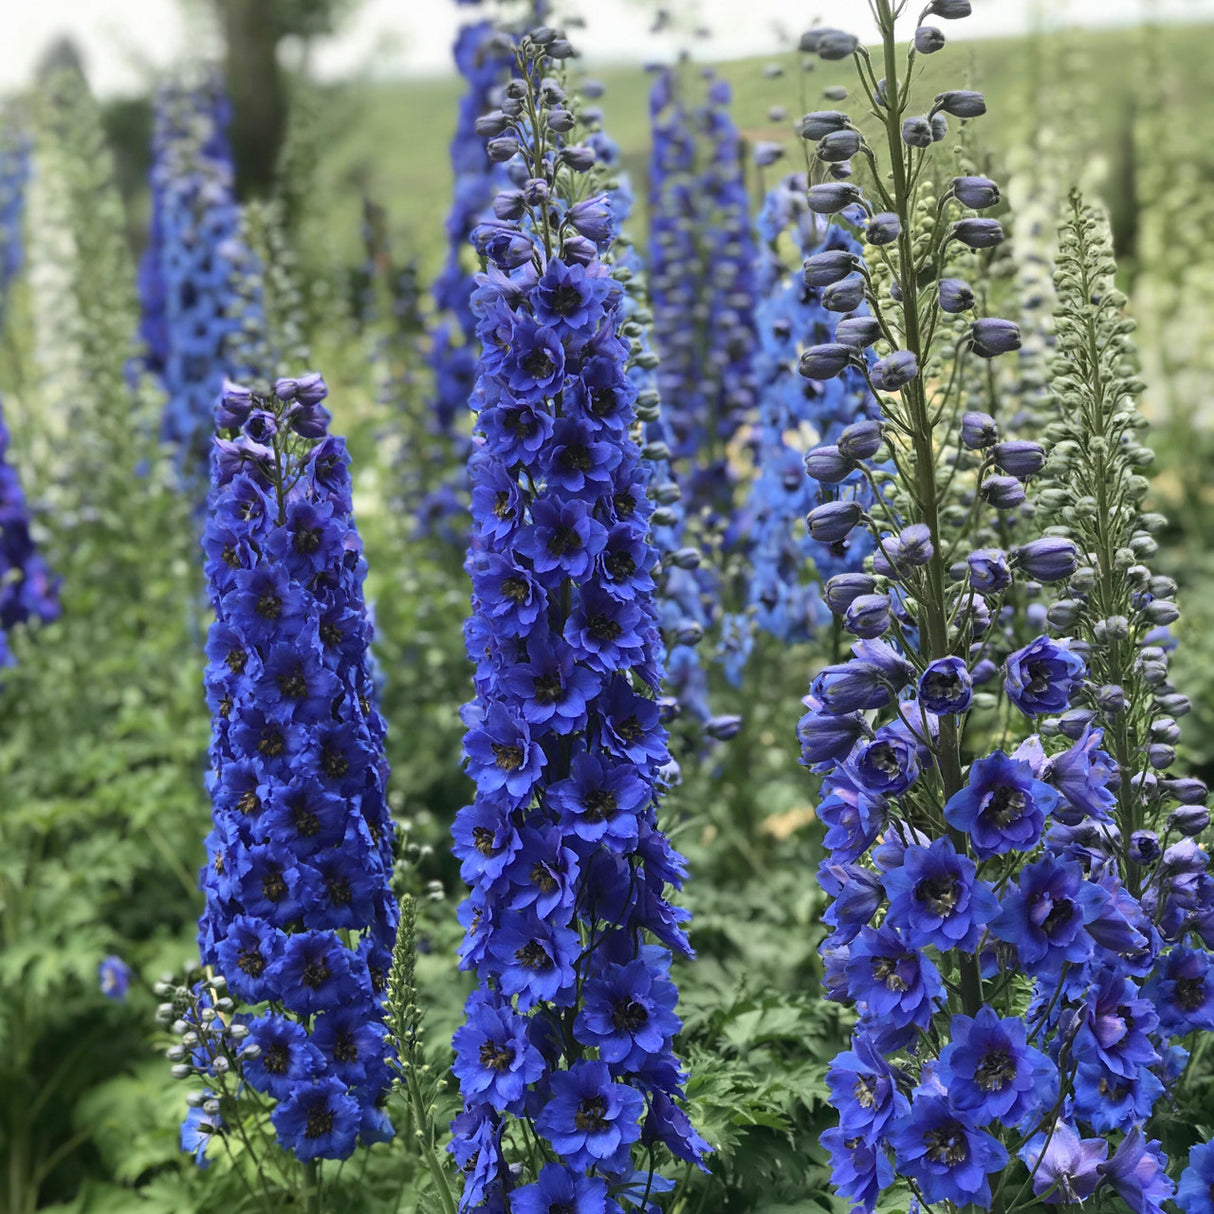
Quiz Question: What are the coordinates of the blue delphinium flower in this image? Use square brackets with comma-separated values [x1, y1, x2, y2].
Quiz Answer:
[98, 954, 132, 1001]
[196, 376, 397, 1162]
[138, 75, 246, 485]
[0, 398, 60, 662]
[451, 32, 707, 1207]
[0, 121, 30, 328]
[1177, 1140, 1214, 1214]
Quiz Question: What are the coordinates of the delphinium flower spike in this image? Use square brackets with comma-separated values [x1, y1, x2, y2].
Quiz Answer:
[139, 75, 246, 486]
[0, 118, 30, 328]
[791, 5, 1208, 1211]
[181, 376, 398, 1178]
[452, 27, 708, 1210]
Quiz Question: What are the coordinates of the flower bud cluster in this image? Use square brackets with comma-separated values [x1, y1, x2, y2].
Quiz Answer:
[138, 76, 246, 484]
[0, 400, 60, 665]
[452, 33, 708, 1210]
[793, 8, 1209, 1212]
[197, 377, 398, 1162]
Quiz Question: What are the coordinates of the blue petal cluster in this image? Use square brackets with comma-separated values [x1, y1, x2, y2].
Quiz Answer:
[0, 123, 29, 326]
[451, 35, 707, 1210]
[138, 76, 246, 482]
[0, 398, 60, 666]
[197, 377, 397, 1161]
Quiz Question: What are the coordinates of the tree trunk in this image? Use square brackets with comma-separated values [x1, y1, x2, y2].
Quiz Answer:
[219, 0, 286, 198]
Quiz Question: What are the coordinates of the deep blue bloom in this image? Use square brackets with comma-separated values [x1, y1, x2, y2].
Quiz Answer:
[535, 1060, 645, 1173]
[937, 1005, 1055, 1126]
[1097, 1126, 1175, 1214]
[270, 1075, 362, 1162]
[888, 1091, 1008, 1207]
[1018, 1121, 1106, 1205]
[575, 955, 681, 1070]
[243, 1013, 327, 1100]
[1177, 1141, 1214, 1214]
[180, 1102, 221, 1169]
[846, 727, 920, 798]
[510, 1164, 609, 1214]
[825, 1031, 909, 1139]
[844, 922, 945, 1029]
[820, 1126, 894, 1213]
[943, 750, 1059, 857]
[918, 657, 972, 715]
[1004, 635, 1086, 716]
[453, 991, 546, 1113]
[1045, 727, 1117, 823]
[882, 836, 997, 952]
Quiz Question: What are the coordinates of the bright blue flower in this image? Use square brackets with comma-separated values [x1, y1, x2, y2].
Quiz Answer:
[510, 1164, 609, 1214]
[1072, 1058, 1164, 1132]
[937, 1005, 1055, 1126]
[1097, 1125, 1175, 1214]
[1004, 634, 1086, 716]
[943, 750, 1059, 858]
[844, 922, 945, 1029]
[243, 1013, 327, 1100]
[825, 1031, 909, 1139]
[846, 726, 920, 798]
[180, 1101, 221, 1169]
[1072, 968, 1160, 1079]
[575, 956, 681, 1070]
[98, 955, 132, 1002]
[453, 991, 546, 1113]
[820, 1126, 894, 1214]
[1177, 1141, 1214, 1214]
[536, 1061, 645, 1173]
[1017, 1120, 1106, 1205]
[882, 836, 997, 952]
[1046, 726, 1117, 823]
[888, 1092, 1008, 1207]
[270, 1075, 362, 1162]
[1142, 945, 1214, 1035]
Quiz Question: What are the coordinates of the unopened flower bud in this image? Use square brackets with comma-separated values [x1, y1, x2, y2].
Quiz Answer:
[871, 350, 918, 391]
[838, 419, 883, 460]
[938, 278, 975, 313]
[1014, 537, 1077, 582]
[1097, 684, 1127, 713]
[799, 110, 850, 139]
[935, 89, 986, 118]
[931, 0, 972, 14]
[982, 475, 1026, 509]
[844, 594, 892, 638]
[901, 116, 933, 148]
[824, 573, 877, 615]
[800, 343, 854, 378]
[952, 175, 1000, 209]
[705, 714, 743, 741]
[967, 548, 1011, 593]
[866, 212, 901, 245]
[818, 129, 861, 162]
[808, 182, 864, 214]
[804, 445, 856, 483]
[823, 274, 867, 312]
[836, 317, 882, 348]
[1167, 805, 1210, 835]
[953, 218, 1004, 249]
[971, 318, 1021, 358]
[915, 25, 947, 52]
[668, 547, 701, 570]
[803, 249, 860, 286]
[993, 439, 1046, 478]
[807, 500, 864, 543]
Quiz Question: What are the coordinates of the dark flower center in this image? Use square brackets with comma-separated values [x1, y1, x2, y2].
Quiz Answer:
[1176, 976, 1206, 1011]
[588, 615, 622, 642]
[493, 742, 524, 771]
[531, 863, 558, 894]
[561, 443, 592, 471]
[321, 746, 349, 777]
[237, 790, 260, 814]
[219, 695, 233, 719]
[293, 802, 320, 837]
[924, 1126, 969, 1166]
[223, 544, 240, 568]
[473, 826, 497, 856]
[618, 716, 642, 742]
[613, 490, 637, 518]
[264, 1042, 288, 1074]
[866, 742, 900, 778]
[494, 491, 514, 520]
[334, 1029, 358, 1064]
[326, 875, 352, 906]
[1098, 1076, 1126, 1101]
[590, 385, 618, 417]
[975, 1049, 1016, 1091]
[533, 673, 566, 704]
[547, 525, 582, 557]
[226, 648, 247, 674]
[262, 867, 288, 903]
[321, 621, 342, 647]
[916, 875, 960, 917]
[605, 552, 636, 580]
[259, 726, 285, 757]
[523, 350, 555, 380]
[238, 949, 266, 978]
[612, 998, 648, 1033]
[574, 1095, 609, 1133]
[305, 1106, 335, 1139]
[549, 283, 584, 316]
[302, 959, 331, 989]
[279, 671, 308, 698]
[872, 955, 909, 992]
[294, 526, 321, 554]
[515, 941, 553, 971]
[506, 409, 538, 437]
[984, 786, 1027, 827]
[479, 1040, 515, 1072]
[256, 592, 281, 620]
[583, 789, 617, 821]
[1024, 660, 1052, 696]
[501, 576, 530, 604]
[1041, 896, 1074, 936]
[923, 669, 960, 702]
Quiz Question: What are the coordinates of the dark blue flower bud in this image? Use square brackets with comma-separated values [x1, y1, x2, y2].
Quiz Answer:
[930, 113, 948, 141]
[753, 141, 784, 167]
[953, 218, 1004, 249]
[675, 621, 705, 645]
[799, 110, 850, 139]
[1167, 804, 1210, 835]
[818, 129, 861, 162]
[930, 0, 972, 15]
[668, 546, 702, 569]
[823, 274, 867, 312]
[935, 89, 986, 118]
[824, 573, 877, 615]
[1144, 600, 1180, 626]
[982, 475, 1026, 509]
[475, 111, 511, 137]
[866, 212, 901, 245]
[971, 318, 1022, 358]
[558, 146, 596, 171]
[216, 379, 254, 428]
[871, 350, 918, 391]
[1156, 693, 1191, 717]
[993, 439, 1046, 477]
[705, 714, 743, 741]
[547, 109, 576, 132]
[803, 248, 860, 286]
[938, 278, 974, 313]
[953, 175, 1000, 208]
[838, 419, 883, 460]
[914, 25, 946, 52]
[1129, 831, 1161, 864]
[808, 182, 864, 214]
[971, 657, 997, 685]
[1097, 684, 1127, 714]
[961, 410, 998, 449]
[1151, 717, 1181, 745]
[966, 548, 1011, 593]
[799, 343, 854, 378]
[828, 161, 854, 181]
[487, 135, 521, 162]
[1149, 744, 1176, 770]
[836, 316, 882, 348]
[1165, 777, 1209, 806]
[807, 500, 864, 543]
[802, 28, 860, 59]
[844, 594, 892, 639]
[901, 116, 933, 148]
[804, 445, 856, 483]
[493, 190, 526, 220]
[1014, 538, 1077, 582]
[799, 706, 867, 764]
[294, 372, 327, 408]
[1058, 707, 1095, 740]
[918, 656, 972, 715]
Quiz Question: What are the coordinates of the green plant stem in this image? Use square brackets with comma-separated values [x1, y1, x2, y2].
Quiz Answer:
[874, 0, 981, 1017]
[302, 1159, 322, 1214]
[405, 1068, 458, 1214]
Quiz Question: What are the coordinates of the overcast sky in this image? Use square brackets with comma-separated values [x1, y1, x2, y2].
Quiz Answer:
[1, 0, 1210, 95]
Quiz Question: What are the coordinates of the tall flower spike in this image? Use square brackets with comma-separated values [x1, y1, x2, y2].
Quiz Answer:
[452, 30, 707, 1210]
[0, 118, 29, 329]
[195, 377, 398, 1165]
[139, 75, 247, 485]
[792, 7, 1204, 1212]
